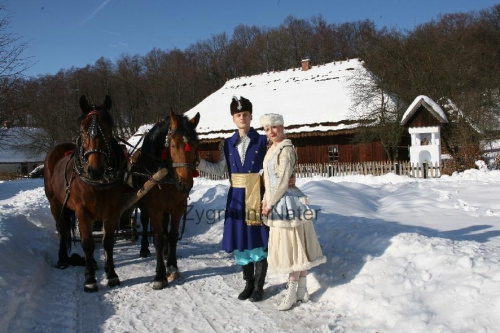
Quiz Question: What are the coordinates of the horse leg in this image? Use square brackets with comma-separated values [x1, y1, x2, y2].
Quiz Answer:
[139, 208, 151, 257]
[150, 211, 168, 290]
[57, 235, 70, 269]
[131, 207, 139, 241]
[166, 210, 183, 282]
[79, 217, 98, 292]
[103, 218, 120, 288]
[51, 203, 71, 269]
[162, 213, 170, 258]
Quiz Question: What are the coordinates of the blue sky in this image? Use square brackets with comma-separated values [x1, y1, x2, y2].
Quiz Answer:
[7, 0, 499, 78]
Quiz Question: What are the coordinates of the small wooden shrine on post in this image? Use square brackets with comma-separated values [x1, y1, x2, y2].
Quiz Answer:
[400, 95, 449, 168]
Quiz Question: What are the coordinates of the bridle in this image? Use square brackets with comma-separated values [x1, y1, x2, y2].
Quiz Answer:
[164, 127, 199, 169]
[79, 110, 112, 163]
[72, 109, 125, 187]
[164, 126, 199, 188]
[81, 110, 112, 161]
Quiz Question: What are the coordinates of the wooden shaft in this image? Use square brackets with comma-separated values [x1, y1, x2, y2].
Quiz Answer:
[120, 168, 169, 215]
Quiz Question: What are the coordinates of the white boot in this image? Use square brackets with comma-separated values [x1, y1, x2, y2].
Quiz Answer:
[277, 280, 298, 311]
[297, 276, 309, 303]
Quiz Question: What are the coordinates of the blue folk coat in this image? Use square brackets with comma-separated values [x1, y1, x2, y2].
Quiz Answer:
[221, 128, 269, 253]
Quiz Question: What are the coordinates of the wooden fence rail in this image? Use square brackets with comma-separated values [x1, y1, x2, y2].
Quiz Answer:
[199, 161, 441, 180]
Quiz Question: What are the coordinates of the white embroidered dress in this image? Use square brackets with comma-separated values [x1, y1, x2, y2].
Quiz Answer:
[263, 139, 326, 274]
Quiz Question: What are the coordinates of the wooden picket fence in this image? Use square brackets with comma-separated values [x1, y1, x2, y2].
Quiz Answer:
[199, 161, 441, 180]
[295, 161, 441, 178]
[198, 170, 229, 180]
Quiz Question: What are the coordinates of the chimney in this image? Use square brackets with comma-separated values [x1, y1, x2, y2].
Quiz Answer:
[301, 58, 311, 71]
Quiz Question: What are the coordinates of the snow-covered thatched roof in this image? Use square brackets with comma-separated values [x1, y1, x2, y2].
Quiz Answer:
[185, 59, 368, 141]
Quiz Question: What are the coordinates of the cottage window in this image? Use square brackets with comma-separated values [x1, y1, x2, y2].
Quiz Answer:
[328, 145, 339, 162]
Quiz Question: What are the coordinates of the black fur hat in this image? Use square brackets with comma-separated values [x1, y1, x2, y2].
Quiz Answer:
[230, 96, 252, 115]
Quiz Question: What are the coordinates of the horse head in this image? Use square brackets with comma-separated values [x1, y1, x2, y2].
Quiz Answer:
[78, 95, 114, 180]
[166, 110, 200, 193]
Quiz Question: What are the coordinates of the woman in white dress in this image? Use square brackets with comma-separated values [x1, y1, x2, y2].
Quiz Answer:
[260, 113, 326, 311]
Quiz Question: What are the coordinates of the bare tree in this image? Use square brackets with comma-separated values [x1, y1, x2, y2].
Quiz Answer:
[114, 54, 147, 135]
[359, 5, 500, 169]
[0, 3, 32, 148]
[227, 24, 263, 77]
[347, 66, 406, 161]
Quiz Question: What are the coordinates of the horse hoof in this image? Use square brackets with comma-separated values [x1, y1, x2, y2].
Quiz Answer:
[166, 267, 181, 282]
[152, 280, 168, 290]
[108, 277, 121, 288]
[84, 283, 98, 292]
[167, 272, 180, 282]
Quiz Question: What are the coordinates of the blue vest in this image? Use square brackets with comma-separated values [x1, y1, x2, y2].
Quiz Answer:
[221, 128, 269, 253]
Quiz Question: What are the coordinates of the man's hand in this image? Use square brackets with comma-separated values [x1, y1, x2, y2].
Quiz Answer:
[288, 173, 296, 187]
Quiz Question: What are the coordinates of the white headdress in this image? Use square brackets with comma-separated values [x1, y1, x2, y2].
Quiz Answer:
[259, 113, 284, 127]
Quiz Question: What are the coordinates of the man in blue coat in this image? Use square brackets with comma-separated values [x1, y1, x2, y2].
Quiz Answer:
[197, 96, 269, 302]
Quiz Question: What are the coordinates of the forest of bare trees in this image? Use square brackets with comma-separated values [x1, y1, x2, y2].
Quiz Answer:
[352, 5, 500, 168]
[0, 4, 499, 168]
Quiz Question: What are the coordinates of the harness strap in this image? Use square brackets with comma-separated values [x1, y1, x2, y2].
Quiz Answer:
[63, 154, 76, 194]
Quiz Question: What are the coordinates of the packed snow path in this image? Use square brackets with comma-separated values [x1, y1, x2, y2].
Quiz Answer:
[1, 171, 500, 332]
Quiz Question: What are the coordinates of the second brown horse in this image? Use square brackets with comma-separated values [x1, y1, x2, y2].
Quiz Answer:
[133, 110, 200, 290]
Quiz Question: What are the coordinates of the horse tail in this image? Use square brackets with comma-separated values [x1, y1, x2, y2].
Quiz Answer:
[59, 205, 77, 254]
[68, 208, 78, 249]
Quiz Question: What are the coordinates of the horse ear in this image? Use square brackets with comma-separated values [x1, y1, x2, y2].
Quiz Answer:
[190, 112, 200, 128]
[104, 95, 112, 111]
[169, 109, 178, 129]
[80, 95, 90, 113]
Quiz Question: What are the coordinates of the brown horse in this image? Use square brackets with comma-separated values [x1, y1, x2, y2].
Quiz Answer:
[44, 95, 127, 292]
[133, 110, 200, 290]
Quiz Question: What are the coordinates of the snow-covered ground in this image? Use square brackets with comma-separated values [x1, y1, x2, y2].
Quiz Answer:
[1, 170, 500, 332]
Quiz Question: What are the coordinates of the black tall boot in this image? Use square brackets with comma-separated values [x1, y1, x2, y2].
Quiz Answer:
[238, 263, 255, 300]
[249, 258, 268, 302]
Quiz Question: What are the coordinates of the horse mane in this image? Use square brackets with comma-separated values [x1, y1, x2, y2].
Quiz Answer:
[142, 117, 170, 157]
[176, 114, 200, 145]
